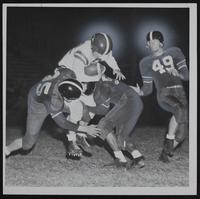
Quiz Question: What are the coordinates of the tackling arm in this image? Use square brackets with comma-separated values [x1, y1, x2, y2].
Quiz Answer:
[104, 52, 126, 80]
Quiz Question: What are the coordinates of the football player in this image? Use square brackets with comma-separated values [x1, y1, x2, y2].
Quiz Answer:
[67, 73, 145, 168]
[58, 32, 125, 82]
[133, 31, 189, 162]
[5, 67, 101, 157]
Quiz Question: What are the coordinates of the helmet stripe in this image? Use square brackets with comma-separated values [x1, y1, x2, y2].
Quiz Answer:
[59, 80, 83, 91]
[101, 33, 110, 55]
[150, 31, 153, 41]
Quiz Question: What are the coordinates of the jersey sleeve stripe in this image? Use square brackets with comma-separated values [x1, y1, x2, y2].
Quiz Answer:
[142, 76, 153, 81]
[74, 51, 89, 65]
[142, 75, 152, 78]
[101, 103, 110, 108]
[74, 53, 87, 65]
[144, 80, 153, 83]
[177, 59, 186, 65]
[178, 65, 187, 70]
[51, 112, 62, 118]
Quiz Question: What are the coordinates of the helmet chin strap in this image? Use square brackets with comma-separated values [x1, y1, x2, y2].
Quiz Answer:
[64, 97, 71, 102]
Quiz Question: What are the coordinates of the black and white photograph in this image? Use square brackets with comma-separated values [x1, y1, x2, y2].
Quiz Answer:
[3, 3, 197, 195]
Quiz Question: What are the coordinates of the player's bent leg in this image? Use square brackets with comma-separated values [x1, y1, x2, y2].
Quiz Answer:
[104, 132, 127, 168]
[172, 103, 188, 149]
[158, 92, 188, 162]
[174, 122, 188, 149]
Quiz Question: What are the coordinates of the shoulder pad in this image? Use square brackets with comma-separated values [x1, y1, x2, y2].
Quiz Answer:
[167, 46, 181, 53]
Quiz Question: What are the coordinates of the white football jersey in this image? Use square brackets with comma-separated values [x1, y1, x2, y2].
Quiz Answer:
[58, 40, 120, 82]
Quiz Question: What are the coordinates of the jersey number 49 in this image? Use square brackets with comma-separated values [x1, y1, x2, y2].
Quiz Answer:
[152, 55, 175, 74]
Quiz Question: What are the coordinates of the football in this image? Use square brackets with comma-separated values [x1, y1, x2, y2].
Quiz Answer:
[84, 63, 106, 76]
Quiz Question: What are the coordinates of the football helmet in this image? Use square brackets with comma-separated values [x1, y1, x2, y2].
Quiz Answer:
[146, 31, 164, 43]
[91, 33, 113, 55]
[58, 79, 83, 100]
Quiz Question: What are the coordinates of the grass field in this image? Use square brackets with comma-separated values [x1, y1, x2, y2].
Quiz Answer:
[5, 125, 189, 189]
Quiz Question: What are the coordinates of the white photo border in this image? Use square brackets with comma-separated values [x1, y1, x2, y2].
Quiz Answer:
[2, 3, 197, 195]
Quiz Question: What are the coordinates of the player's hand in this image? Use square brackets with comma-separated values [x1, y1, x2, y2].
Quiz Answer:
[78, 124, 101, 137]
[113, 69, 126, 80]
[130, 84, 143, 96]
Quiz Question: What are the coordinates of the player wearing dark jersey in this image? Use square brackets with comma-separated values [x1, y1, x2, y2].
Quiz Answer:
[134, 31, 189, 162]
[5, 67, 101, 157]
[85, 77, 144, 168]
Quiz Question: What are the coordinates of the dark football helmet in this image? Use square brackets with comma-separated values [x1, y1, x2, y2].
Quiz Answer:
[146, 31, 164, 43]
[58, 79, 83, 100]
[91, 33, 113, 55]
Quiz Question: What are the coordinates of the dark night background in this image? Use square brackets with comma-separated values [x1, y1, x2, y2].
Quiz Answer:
[6, 6, 189, 127]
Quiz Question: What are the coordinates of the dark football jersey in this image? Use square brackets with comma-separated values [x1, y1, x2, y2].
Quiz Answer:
[33, 67, 76, 114]
[139, 47, 186, 91]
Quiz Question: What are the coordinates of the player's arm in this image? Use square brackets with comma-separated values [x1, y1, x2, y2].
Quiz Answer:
[139, 77, 153, 96]
[44, 101, 101, 137]
[104, 51, 126, 80]
[52, 112, 101, 137]
[134, 61, 153, 96]
[176, 59, 189, 81]
[174, 47, 189, 81]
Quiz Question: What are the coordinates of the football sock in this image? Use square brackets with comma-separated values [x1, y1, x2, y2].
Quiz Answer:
[131, 150, 142, 159]
[67, 131, 76, 141]
[168, 115, 177, 137]
[5, 146, 10, 156]
[166, 134, 175, 140]
[114, 151, 127, 162]
[6, 138, 22, 154]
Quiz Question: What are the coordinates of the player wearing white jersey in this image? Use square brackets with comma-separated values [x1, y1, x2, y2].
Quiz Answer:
[58, 33, 125, 82]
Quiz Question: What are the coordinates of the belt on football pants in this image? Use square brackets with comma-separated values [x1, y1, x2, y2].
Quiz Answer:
[166, 85, 183, 89]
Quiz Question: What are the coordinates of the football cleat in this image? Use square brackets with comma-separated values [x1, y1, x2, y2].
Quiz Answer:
[66, 141, 82, 160]
[76, 134, 93, 155]
[158, 150, 170, 163]
[103, 158, 127, 168]
[134, 156, 145, 168]
[126, 156, 145, 169]
[163, 138, 174, 157]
